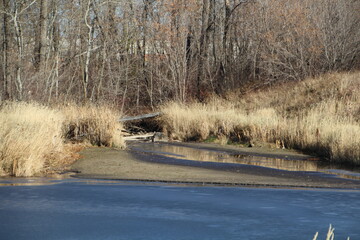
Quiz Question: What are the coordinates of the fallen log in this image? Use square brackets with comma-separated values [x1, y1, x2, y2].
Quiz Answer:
[120, 112, 163, 133]
[123, 132, 168, 142]
[119, 112, 162, 122]
[123, 133, 155, 141]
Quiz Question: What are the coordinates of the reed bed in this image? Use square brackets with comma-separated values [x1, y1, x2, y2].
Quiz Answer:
[0, 102, 124, 177]
[161, 72, 360, 165]
[61, 104, 124, 148]
[0, 102, 64, 176]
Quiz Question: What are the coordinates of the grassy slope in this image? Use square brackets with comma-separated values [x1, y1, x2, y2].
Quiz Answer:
[161, 72, 360, 165]
[0, 102, 124, 177]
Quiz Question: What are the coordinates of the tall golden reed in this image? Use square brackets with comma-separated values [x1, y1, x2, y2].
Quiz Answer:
[0, 102, 64, 176]
[161, 72, 360, 165]
[61, 104, 124, 148]
[0, 102, 124, 177]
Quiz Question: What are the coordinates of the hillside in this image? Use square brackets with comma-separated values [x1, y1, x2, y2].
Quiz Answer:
[161, 72, 360, 165]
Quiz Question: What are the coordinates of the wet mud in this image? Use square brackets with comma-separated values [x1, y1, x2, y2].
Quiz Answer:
[71, 142, 360, 189]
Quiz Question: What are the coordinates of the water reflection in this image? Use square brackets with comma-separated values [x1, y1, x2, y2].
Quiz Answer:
[0, 178, 61, 187]
[322, 169, 360, 181]
[0, 177, 142, 187]
[134, 143, 360, 180]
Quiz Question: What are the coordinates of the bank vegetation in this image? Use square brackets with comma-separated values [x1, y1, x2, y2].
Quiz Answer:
[161, 72, 360, 165]
[0, 102, 124, 177]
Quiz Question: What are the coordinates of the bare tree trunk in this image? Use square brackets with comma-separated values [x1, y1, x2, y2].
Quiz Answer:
[107, 1, 117, 36]
[13, 3, 23, 100]
[219, 0, 230, 93]
[121, 54, 130, 114]
[196, 0, 212, 100]
[51, 0, 59, 99]
[39, 0, 48, 72]
[83, 0, 94, 101]
[142, 0, 150, 105]
[96, 45, 106, 101]
[33, 0, 48, 72]
[1, 0, 10, 100]
[45, 0, 60, 102]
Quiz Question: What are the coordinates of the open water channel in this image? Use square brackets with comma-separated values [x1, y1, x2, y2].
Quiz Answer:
[1, 142, 360, 240]
[0, 178, 359, 240]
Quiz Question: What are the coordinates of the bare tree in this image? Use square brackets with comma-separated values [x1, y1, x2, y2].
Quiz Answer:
[33, 0, 48, 72]
[1, 0, 10, 100]
[0, 0, 358, 108]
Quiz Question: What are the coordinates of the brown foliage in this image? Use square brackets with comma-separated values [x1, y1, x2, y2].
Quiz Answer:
[0, 0, 359, 107]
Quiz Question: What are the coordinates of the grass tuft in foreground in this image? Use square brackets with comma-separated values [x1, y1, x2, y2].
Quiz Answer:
[161, 72, 360, 165]
[0, 102, 124, 177]
[313, 225, 350, 240]
[0, 102, 64, 176]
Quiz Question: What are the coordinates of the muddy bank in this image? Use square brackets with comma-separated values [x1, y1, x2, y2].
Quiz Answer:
[71, 142, 360, 189]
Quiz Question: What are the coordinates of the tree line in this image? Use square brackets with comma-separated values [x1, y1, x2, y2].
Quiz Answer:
[1, 0, 359, 110]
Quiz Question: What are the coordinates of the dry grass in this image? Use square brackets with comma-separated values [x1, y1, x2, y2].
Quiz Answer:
[313, 225, 350, 240]
[61, 104, 124, 148]
[0, 102, 124, 177]
[161, 72, 360, 165]
[161, 101, 280, 145]
[0, 102, 64, 176]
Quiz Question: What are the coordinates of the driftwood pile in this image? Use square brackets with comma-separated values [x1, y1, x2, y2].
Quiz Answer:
[120, 112, 167, 142]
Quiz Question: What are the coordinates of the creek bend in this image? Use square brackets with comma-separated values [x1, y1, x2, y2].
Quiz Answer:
[129, 142, 360, 182]
[65, 141, 360, 189]
[1, 142, 360, 239]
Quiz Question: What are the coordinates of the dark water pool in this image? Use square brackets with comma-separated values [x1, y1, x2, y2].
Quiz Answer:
[0, 179, 359, 240]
